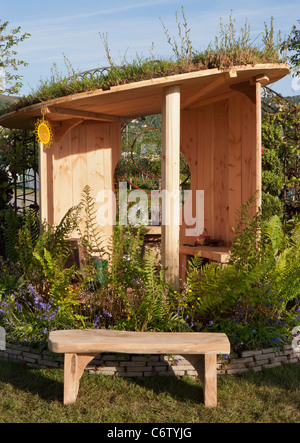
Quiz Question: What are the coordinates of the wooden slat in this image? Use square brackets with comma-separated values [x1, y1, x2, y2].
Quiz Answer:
[213, 100, 229, 245]
[179, 245, 230, 263]
[228, 94, 242, 242]
[54, 128, 73, 225]
[198, 105, 215, 239]
[180, 108, 199, 245]
[241, 94, 256, 214]
[48, 330, 231, 355]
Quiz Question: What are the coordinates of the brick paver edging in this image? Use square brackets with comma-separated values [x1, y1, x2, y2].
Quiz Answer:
[0, 342, 299, 377]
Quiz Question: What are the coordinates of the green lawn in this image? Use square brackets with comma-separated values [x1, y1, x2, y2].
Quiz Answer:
[0, 359, 299, 423]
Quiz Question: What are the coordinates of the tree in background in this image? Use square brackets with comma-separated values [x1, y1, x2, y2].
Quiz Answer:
[283, 19, 300, 72]
[0, 20, 30, 95]
[261, 111, 285, 220]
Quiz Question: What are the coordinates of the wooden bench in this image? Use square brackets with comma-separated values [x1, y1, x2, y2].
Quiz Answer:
[48, 329, 230, 408]
[180, 245, 231, 281]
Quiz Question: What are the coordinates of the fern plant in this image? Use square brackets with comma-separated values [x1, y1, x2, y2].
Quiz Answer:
[115, 249, 188, 332]
[18, 208, 40, 282]
[229, 192, 264, 270]
[16, 204, 81, 299]
[79, 185, 105, 257]
[184, 201, 300, 352]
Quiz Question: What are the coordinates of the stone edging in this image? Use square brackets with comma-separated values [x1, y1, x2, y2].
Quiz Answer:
[0, 343, 299, 377]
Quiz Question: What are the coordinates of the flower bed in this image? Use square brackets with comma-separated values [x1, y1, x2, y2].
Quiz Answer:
[0, 193, 300, 361]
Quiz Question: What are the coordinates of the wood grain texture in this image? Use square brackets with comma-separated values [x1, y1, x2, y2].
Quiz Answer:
[179, 245, 230, 263]
[183, 354, 218, 407]
[180, 91, 260, 248]
[43, 120, 121, 250]
[64, 353, 97, 405]
[49, 330, 230, 355]
[50, 330, 229, 406]
[161, 85, 181, 289]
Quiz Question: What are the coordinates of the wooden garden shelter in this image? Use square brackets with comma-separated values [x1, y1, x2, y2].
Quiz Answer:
[0, 63, 289, 288]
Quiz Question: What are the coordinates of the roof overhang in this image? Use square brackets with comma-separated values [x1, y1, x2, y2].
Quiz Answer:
[0, 63, 289, 130]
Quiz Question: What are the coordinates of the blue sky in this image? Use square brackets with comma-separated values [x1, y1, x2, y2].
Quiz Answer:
[2, 0, 299, 97]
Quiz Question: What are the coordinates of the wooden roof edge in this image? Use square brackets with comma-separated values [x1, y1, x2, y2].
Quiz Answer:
[0, 63, 290, 130]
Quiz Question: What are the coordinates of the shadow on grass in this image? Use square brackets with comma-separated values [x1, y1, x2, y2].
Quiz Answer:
[0, 357, 204, 406]
[0, 357, 299, 411]
[126, 374, 205, 404]
[0, 358, 63, 403]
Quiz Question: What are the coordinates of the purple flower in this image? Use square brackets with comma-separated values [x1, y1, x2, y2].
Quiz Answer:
[104, 310, 112, 318]
[28, 285, 36, 296]
[271, 337, 280, 343]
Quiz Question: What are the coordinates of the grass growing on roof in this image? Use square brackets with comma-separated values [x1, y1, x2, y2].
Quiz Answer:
[0, 11, 287, 114]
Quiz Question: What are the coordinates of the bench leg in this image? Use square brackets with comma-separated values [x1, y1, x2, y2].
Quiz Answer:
[183, 354, 217, 408]
[64, 353, 97, 405]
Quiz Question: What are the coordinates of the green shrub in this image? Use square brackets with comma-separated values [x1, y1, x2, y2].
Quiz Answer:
[114, 249, 188, 332]
[0, 286, 83, 349]
[183, 207, 300, 353]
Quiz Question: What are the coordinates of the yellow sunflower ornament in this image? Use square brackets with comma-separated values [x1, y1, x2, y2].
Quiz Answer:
[34, 109, 53, 149]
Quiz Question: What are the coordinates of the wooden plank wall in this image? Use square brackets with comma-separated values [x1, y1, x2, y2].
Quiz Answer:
[41, 120, 121, 249]
[180, 91, 259, 247]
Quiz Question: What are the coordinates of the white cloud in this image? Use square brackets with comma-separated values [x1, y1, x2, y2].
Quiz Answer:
[9, 0, 298, 96]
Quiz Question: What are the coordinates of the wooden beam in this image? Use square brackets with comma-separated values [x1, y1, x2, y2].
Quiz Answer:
[52, 118, 83, 142]
[181, 76, 225, 109]
[250, 74, 269, 87]
[230, 81, 256, 104]
[47, 106, 125, 123]
[161, 85, 181, 290]
[190, 91, 237, 109]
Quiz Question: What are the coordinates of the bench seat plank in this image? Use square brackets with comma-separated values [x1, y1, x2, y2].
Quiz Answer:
[48, 330, 230, 355]
[48, 329, 230, 408]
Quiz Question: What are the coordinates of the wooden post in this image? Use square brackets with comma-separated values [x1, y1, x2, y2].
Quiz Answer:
[255, 80, 262, 211]
[182, 354, 218, 407]
[161, 85, 181, 290]
[202, 354, 217, 407]
[64, 353, 97, 405]
[38, 141, 47, 228]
